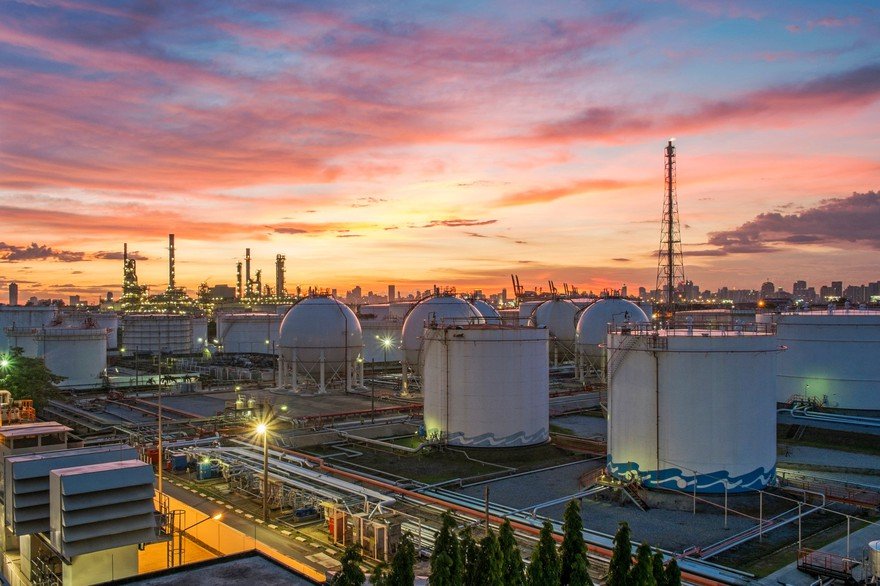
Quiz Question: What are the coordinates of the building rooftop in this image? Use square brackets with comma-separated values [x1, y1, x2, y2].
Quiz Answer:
[0, 422, 72, 439]
[111, 551, 319, 585]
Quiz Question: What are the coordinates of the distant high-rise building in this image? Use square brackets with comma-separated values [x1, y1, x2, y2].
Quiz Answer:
[621, 284, 628, 298]
[388, 284, 395, 302]
[69, 295, 81, 306]
[831, 281, 843, 298]
[8, 282, 18, 306]
[106, 291, 113, 302]
[760, 281, 775, 298]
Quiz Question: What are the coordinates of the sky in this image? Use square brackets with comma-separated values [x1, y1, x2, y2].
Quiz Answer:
[1, 0, 879, 301]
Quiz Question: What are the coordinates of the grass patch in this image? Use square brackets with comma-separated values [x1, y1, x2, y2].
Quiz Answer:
[779, 425, 880, 456]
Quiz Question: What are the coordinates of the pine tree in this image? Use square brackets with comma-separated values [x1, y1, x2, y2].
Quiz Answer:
[498, 519, 525, 586]
[606, 522, 632, 586]
[665, 558, 682, 586]
[631, 543, 656, 586]
[652, 551, 667, 586]
[332, 545, 366, 586]
[430, 511, 462, 586]
[560, 500, 592, 586]
[460, 527, 480, 586]
[388, 533, 416, 586]
[473, 530, 504, 586]
[371, 562, 389, 586]
[527, 521, 560, 586]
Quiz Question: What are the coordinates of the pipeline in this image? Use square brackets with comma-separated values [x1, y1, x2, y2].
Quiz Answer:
[265, 442, 750, 585]
[780, 405, 880, 428]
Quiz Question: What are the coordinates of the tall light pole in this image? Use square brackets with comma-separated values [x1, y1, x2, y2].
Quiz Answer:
[157, 350, 163, 494]
[256, 422, 269, 522]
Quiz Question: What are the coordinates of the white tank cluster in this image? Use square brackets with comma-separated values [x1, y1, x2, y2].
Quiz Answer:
[120, 314, 198, 354]
[36, 327, 108, 389]
[530, 298, 579, 363]
[277, 296, 364, 392]
[192, 316, 208, 352]
[761, 307, 880, 410]
[0, 306, 57, 352]
[606, 323, 781, 493]
[216, 312, 283, 354]
[471, 299, 501, 324]
[422, 324, 549, 447]
[400, 295, 483, 373]
[576, 298, 649, 379]
[60, 311, 119, 349]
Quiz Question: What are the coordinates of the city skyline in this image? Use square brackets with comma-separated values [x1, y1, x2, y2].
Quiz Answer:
[2, 1, 879, 299]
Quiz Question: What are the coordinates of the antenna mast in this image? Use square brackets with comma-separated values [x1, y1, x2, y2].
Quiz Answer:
[655, 139, 685, 307]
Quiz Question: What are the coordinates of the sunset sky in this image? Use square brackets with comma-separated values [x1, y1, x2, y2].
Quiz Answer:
[1, 0, 878, 301]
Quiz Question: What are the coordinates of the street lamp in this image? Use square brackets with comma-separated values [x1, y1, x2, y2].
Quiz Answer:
[256, 422, 269, 522]
[184, 512, 223, 532]
[381, 336, 392, 363]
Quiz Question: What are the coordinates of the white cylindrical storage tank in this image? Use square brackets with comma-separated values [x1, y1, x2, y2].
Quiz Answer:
[0, 306, 57, 352]
[191, 316, 208, 352]
[607, 324, 781, 493]
[36, 327, 107, 389]
[422, 325, 549, 447]
[61, 311, 120, 350]
[773, 309, 880, 409]
[121, 314, 193, 354]
[4, 328, 40, 357]
[531, 299, 579, 361]
[576, 298, 649, 375]
[216, 313, 283, 354]
[471, 299, 501, 324]
[277, 296, 363, 391]
[401, 295, 483, 370]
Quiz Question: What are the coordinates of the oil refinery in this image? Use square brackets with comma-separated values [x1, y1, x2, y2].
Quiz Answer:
[1, 141, 879, 586]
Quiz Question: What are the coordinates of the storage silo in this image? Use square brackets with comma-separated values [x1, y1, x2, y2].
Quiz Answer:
[120, 314, 193, 354]
[517, 300, 544, 326]
[216, 312, 282, 354]
[531, 299, 579, 363]
[422, 324, 549, 447]
[36, 327, 108, 389]
[400, 295, 483, 371]
[0, 306, 57, 352]
[61, 311, 119, 349]
[277, 296, 363, 392]
[575, 298, 649, 380]
[771, 308, 880, 409]
[607, 324, 781, 493]
[4, 328, 40, 357]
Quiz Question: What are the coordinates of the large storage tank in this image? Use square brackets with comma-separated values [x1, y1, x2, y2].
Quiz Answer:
[36, 327, 107, 389]
[517, 300, 544, 326]
[531, 299, 579, 362]
[0, 306, 57, 352]
[576, 298, 649, 378]
[401, 295, 483, 370]
[61, 311, 119, 349]
[5, 328, 40, 357]
[216, 313, 283, 354]
[471, 299, 501, 324]
[422, 324, 549, 447]
[277, 296, 363, 391]
[607, 324, 781, 493]
[121, 314, 193, 354]
[768, 308, 880, 409]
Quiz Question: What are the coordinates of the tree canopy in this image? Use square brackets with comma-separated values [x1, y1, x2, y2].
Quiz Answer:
[560, 500, 592, 586]
[0, 347, 62, 408]
[527, 521, 560, 586]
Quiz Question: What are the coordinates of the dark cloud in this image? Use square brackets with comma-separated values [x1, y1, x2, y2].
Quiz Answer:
[465, 232, 489, 238]
[274, 227, 308, 234]
[706, 191, 880, 254]
[0, 242, 84, 262]
[93, 250, 149, 260]
[336, 234, 363, 238]
[423, 219, 497, 228]
[612, 257, 631, 262]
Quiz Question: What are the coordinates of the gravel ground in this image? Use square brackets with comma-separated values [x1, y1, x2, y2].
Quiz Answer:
[457, 460, 755, 553]
[779, 445, 880, 471]
[550, 414, 607, 438]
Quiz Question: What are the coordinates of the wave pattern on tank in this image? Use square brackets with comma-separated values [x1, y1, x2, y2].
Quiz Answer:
[446, 429, 549, 448]
[609, 461, 776, 493]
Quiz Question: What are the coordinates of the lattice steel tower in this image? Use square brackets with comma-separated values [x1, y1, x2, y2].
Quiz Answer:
[655, 139, 685, 306]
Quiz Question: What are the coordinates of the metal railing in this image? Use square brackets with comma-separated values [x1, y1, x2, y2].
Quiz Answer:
[607, 322, 775, 336]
